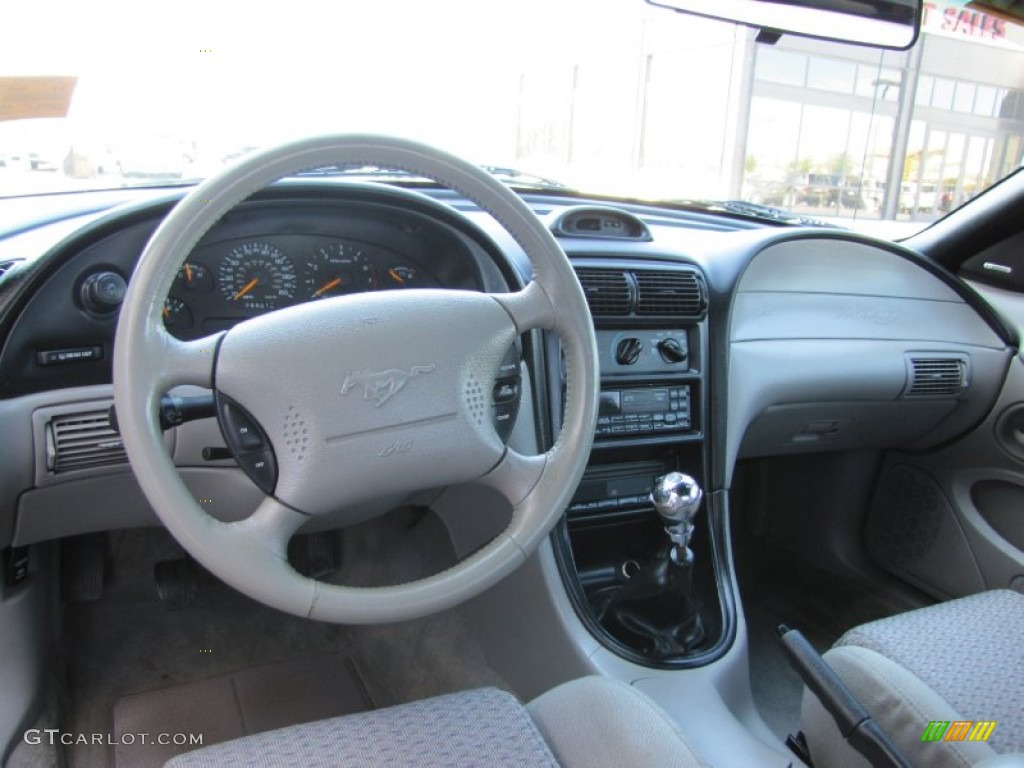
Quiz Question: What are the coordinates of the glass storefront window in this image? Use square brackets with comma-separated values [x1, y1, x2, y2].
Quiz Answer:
[953, 82, 977, 113]
[807, 57, 857, 93]
[975, 85, 998, 117]
[756, 48, 807, 86]
[932, 78, 956, 110]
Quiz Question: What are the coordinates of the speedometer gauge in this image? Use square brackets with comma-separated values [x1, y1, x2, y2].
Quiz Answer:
[304, 241, 375, 298]
[218, 242, 298, 310]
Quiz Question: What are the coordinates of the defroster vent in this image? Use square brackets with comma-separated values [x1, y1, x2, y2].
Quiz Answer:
[905, 356, 967, 397]
[575, 268, 631, 317]
[46, 409, 127, 473]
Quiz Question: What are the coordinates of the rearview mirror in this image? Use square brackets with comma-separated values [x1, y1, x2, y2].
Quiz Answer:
[646, 0, 921, 49]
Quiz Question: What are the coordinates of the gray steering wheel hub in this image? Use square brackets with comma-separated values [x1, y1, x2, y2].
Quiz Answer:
[113, 134, 598, 624]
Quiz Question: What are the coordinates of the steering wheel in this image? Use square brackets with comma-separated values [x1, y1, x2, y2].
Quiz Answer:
[113, 135, 598, 624]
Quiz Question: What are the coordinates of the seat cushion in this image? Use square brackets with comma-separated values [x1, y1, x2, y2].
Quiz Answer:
[838, 589, 1024, 754]
[165, 687, 559, 768]
[802, 589, 1024, 767]
[528, 676, 707, 768]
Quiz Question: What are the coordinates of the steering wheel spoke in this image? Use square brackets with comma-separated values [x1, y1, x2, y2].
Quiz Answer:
[230, 496, 309, 558]
[492, 281, 557, 333]
[479, 448, 548, 508]
[156, 331, 224, 391]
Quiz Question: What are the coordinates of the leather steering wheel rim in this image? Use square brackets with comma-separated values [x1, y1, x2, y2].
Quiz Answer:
[113, 134, 598, 624]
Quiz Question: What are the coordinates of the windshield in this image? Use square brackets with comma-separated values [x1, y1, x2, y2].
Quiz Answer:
[2, 0, 1022, 240]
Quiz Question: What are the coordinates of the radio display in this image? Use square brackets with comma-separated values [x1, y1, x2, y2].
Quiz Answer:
[621, 388, 670, 413]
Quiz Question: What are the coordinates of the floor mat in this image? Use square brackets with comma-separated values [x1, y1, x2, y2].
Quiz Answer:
[112, 654, 372, 768]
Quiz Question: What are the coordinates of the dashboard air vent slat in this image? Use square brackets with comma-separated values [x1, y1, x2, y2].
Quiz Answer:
[48, 410, 127, 473]
[574, 268, 631, 317]
[906, 357, 966, 397]
[0, 259, 21, 278]
[634, 270, 704, 317]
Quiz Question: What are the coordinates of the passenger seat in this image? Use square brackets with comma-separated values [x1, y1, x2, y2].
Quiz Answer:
[801, 589, 1024, 767]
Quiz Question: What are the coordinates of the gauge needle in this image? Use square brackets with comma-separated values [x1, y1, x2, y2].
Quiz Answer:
[184, 264, 193, 284]
[232, 277, 259, 301]
[162, 306, 170, 319]
[311, 277, 342, 298]
[388, 268, 405, 284]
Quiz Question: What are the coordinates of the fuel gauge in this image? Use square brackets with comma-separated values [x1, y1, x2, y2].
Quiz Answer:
[163, 297, 194, 330]
[386, 266, 418, 286]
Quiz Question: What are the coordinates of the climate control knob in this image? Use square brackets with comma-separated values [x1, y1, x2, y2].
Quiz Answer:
[615, 337, 643, 366]
[657, 337, 687, 364]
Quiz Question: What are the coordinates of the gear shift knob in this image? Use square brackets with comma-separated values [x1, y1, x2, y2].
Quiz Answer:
[651, 472, 703, 566]
[651, 472, 703, 525]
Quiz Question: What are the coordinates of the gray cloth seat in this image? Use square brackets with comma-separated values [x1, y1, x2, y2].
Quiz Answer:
[165, 675, 707, 768]
[801, 589, 1024, 768]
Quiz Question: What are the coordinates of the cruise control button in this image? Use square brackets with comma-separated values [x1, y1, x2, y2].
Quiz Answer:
[494, 378, 520, 404]
[237, 450, 276, 494]
[222, 402, 264, 451]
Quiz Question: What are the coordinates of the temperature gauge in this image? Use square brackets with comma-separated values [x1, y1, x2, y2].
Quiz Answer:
[175, 263, 213, 292]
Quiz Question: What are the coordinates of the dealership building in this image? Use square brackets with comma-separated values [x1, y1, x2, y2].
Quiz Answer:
[515, 2, 1024, 223]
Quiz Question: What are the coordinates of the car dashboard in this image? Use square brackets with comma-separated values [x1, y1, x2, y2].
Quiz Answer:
[0, 177, 1015, 669]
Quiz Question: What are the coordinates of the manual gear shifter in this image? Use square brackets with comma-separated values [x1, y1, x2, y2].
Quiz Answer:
[593, 471, 706, 657]
[651, 471, 703, 566]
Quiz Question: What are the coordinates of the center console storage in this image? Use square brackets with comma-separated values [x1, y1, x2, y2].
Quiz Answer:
[551, 259, 730, 667]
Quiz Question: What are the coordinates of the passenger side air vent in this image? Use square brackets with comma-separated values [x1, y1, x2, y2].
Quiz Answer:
[575, 268, 632, 316]
[904, 356, 968, 397]
[46, 409, 127, 473]
[634, 270, 705, 316]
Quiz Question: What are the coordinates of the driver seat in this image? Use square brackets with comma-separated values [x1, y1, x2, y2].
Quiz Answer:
[163, 676, 707, 767]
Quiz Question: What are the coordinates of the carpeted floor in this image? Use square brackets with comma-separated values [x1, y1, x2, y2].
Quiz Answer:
[54, 508, 511, 768]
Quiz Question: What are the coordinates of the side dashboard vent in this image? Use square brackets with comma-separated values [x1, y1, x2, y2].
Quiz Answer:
[905, 356, 968, 397]
[46, 409, 127, 473]
[575, 268, 632, 316]
[635, 270, 705, 317]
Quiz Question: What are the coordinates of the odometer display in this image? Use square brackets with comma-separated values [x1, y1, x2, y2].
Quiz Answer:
[218, 242, 298, 310]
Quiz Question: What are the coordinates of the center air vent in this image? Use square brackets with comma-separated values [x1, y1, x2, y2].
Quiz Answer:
[635, 270, 705, 316]
[46, 409, 127, 473]
[905, 356, 968, 397]
[573, 265, 707, 320]
[575, 268, 632, 316]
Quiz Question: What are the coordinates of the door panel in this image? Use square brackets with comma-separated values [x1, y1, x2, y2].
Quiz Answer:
[866, 281, 1024, 598]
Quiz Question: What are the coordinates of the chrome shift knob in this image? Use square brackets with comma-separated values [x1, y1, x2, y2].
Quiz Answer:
[651, 472, 703, 525]
[651, 472, 703, 566]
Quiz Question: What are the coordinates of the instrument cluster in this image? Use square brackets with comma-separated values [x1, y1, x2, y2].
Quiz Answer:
[163, 235, 440, 339]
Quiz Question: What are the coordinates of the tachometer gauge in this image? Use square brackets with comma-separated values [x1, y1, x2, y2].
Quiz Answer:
[162, 297, 193, 329]
[304, 242, 374, 299]
[218, 242, 297, 310]
[175, 262, 213, 292]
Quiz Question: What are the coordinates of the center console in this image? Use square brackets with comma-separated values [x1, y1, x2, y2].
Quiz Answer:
[551, 259, 730, 667]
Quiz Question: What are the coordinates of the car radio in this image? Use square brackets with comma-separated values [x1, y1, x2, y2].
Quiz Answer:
[596, 385, 691, 437]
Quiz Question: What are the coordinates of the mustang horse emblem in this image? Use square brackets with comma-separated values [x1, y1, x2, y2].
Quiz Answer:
[341, 364, 437, 407]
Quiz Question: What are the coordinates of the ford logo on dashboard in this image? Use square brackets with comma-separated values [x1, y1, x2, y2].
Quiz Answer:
[341, 364, 437, 407]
